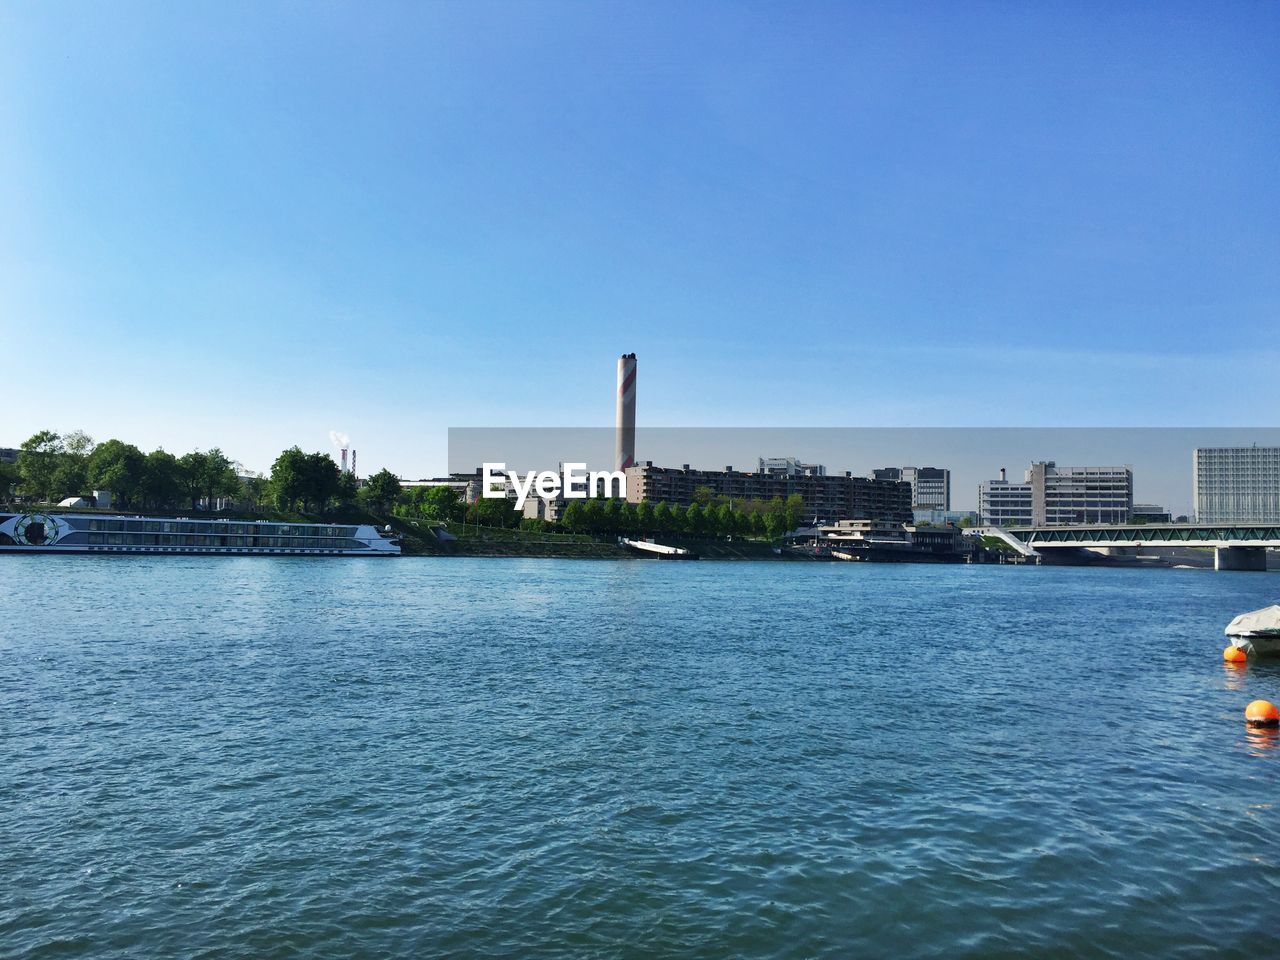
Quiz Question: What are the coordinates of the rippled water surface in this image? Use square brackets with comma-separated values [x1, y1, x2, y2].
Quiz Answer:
[3, 557, 1280, 958]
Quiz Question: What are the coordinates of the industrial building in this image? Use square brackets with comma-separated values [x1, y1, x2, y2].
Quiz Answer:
[624, 461, 913, 523]
[759, 457, 826, 477]
[1132, 503, 1173, 523]
[402, 473, 484, 503]
[1193, 446, 1280, 523]
[979, 462, 1133, 526]
[873, 466, 951, 511]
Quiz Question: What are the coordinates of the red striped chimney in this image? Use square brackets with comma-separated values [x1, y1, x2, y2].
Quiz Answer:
[615, 353, 637, 471]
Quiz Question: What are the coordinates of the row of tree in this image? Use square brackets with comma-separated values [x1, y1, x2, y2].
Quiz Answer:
[4, 431, 804, 538]
[558, 494, 806, 538]
[3, 430, 404, 517]
[395, 483, 807, 539]
[8, 430, 243, 510]
[267, 446, 402, 514]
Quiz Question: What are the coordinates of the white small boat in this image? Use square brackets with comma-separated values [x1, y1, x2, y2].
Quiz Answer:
[1225, 604, 1280, 656]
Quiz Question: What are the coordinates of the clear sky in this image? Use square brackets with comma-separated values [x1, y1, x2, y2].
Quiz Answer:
[2, 1, 1276, 478]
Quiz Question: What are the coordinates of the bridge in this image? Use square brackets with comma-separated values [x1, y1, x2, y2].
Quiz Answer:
[999, 523, 1280, 571]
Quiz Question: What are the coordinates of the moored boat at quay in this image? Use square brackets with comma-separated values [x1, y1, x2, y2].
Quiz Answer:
[0, 513, 401, 557]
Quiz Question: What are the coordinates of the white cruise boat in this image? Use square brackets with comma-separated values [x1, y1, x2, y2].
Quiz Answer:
[0, 513, 401, 557]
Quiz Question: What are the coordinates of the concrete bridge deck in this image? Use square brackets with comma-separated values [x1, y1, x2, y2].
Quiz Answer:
[1003, 523, 1280, 571]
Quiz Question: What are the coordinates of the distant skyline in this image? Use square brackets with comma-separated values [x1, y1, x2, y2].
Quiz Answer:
[3, 2, 1277, 478]
[448, 427, 1280, 516]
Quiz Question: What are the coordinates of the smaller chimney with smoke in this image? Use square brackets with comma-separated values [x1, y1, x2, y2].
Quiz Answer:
[330, 431, 351, 474]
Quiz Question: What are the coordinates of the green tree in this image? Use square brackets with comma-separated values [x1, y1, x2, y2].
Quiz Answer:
[476, 494, 518, 527]
[17, 430, 65, 501]
[763, 499, 787, 539]
[715, 503, 734, 538]
[619, 501, 638, 534]
[581, 497, 604, 534]
[663, 504, 683, 534]
[63, 430, 95, 459]
[361, 468, 402, 514]
[199, 448, 241, 509]
[652, 501, 672, 535]
[177, 452, 204, 509]
[238, 473, 270, 513]
[334, 472, 359, 511]
[268, 447, 308, 512]
[301, 452, 341, 514]
[175, 449, 241, 510]
[560, 499, 584, 533]
[0, 460, 19, 502]
[50, 457, 89, 501]
[51, 429, 96, 499]
[601, 498, 621, 535]
[635, 500, 654, 534]
[87, 440, 146, 508]
[140, 450, 183, 509]
[420, 485, 460, 521]
[784, 494, 805, 533]
[685, 503, 705, 537]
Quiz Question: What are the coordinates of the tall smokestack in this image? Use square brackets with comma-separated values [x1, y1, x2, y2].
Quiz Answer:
[341, 448, 348, 474]
[615, 353, 637, 471]
[351, 449, 357, 478]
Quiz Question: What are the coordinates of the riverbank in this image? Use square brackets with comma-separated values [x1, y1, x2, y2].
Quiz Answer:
[388, 517, 788, 560]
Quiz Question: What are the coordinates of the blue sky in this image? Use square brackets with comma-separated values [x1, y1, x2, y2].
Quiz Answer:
[2, 1, 1277, 478]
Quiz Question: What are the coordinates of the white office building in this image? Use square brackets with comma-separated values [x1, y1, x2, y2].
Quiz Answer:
[978, 470, 1034, 526]
[980, 462, 1133, 526]
[1194, 447, 1280, 523]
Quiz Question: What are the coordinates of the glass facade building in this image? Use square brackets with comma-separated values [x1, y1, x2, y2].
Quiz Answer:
[1194, 447, 1280, 523]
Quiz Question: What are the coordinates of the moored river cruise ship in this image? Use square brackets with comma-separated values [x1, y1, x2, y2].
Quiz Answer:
[0, 513, 401, 556]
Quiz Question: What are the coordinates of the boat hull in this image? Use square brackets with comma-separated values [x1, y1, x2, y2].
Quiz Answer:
[1225, 605, 1280, 656]
[0, 512, 401, 557]
[0, 545, 396, 557]
[1228, 635, 1280, 657]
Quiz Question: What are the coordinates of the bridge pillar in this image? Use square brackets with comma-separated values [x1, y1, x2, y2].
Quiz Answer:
[1215, 547, 1268, 572]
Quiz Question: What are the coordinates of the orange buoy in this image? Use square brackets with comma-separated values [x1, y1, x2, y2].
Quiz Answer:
[1245, 700, 1280, 727]
[1224, 645, 1249, 663]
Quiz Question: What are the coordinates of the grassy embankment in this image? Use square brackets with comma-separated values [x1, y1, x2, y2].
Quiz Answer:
[392, 517, 786, 560]
[393, 517, 628, 558]
[979, 534, 1021, 554]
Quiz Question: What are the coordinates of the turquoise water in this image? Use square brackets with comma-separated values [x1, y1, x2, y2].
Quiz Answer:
[2, 557, 1280, 958]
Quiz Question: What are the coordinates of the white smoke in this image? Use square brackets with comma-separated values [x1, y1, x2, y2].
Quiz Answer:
[329, 430, 350, 449]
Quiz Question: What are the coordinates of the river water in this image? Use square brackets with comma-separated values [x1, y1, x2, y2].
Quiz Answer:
[2, 557, 1278, 957]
